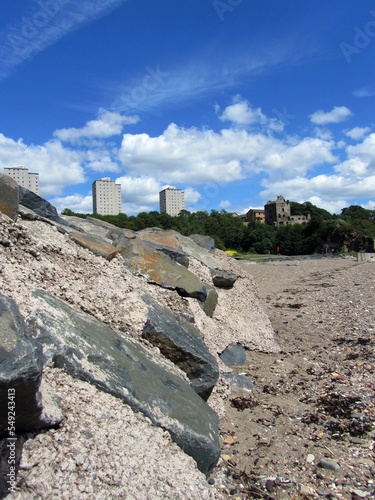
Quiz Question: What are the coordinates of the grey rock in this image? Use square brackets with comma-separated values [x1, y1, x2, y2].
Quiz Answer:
[189, 234, 215, 252]
[222, 373, 254, 391]
[19, 187, 69, 226]
[144, 241, 189, 268]
[142, 294, 219, 400]
[176, 233, 219, 269]
[70, 231, 118, 260]
[219, 344, 247, 366]
[318, 458, 340, 471]
[0, 174, 19, 221]
[210, 269, 237, 289]
[27, 289, 220, 475]
[116, 236, 218, 317]
[0, 294, 63, 437]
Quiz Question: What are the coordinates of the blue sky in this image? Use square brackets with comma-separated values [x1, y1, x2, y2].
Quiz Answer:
[0, 0, 375, 215]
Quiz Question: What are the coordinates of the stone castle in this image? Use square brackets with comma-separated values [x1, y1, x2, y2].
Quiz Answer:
[240, 195, 310, 227]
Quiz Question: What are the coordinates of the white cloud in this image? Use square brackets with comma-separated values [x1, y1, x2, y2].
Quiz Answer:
[362, 200, 375, 210]
[184, 187, 201, 205]
[352, 87, 375, 98]
[49, 194, 93, 214]
[334, 158, 368, 176]
[116, 175, 161, 205]
[219, 200, 231, 209]
[345, 127, 371, 140]
[0, 134, 85, 195]
[334, 133, 375, 177]
[313, 127, 333, 140]
[54, 109, 139, 143]
[219, 97, 283, 131]
[119, 123, 336, 184]
[219, 99, 267, 126]
[261, 174, 375, 213]
[119, 124, 246, 184]
[259, 137, 336, 177]
[310, 106, 352, 125]
[86, 149, 120, 173]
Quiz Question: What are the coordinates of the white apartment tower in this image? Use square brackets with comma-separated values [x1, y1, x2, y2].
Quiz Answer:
[159, 187, 184, 216]
[4, 166, 39, 194]
[92, 178, 122, 216]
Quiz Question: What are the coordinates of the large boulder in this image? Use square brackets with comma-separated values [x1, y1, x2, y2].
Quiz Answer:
[116, 235, 218, 317]
[69, 231, 118, 260]
[142, 294, 219, 400]
[189, 234, 215, 252]
[19, 187, 69, 226]
[138, 228, 219, 269]
[27, 289, 220, 475]
[0, 174, 19, 221]
[0, 294, 63, 437]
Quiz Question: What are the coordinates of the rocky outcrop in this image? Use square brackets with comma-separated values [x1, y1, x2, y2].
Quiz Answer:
[27, 289, 220, 475]
[0, 294, 63, 436]
[210, 269, 237, 289]
[142, 294, 219, 400]
[0, 174, 19, 221]
[19, 186, 69, 226]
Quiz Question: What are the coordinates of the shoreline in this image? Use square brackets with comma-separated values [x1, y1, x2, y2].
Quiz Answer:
[211, 258, 375, 498]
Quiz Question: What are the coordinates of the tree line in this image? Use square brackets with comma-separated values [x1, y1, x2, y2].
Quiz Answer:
[62, 202, 375, 255]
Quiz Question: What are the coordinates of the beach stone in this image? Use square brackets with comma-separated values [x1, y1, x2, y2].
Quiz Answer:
[210, 269, 237, 289]
[27, 289, 220, 475]
[142, 294, 219, 400]
[220, 344, 247, 366]
[318, 458, 340, 471]
[0, 174, 19, 221]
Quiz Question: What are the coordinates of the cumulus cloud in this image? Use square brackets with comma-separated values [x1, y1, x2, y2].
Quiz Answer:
[119, 123, 336, 185]
[184, 187, 202, 205]
[115, 175, 161, 205]
[49, 194, 93, 214]
[0, 133, 85, 195]
[54, 109, 139, 143]
[219, 200, 231, 209]
[345, 127, 371, 140]
[333, 133, 375, 178]
[261, 174, 375, 213]
[310, 106, 352, 125]
[218, 97, 283, 131]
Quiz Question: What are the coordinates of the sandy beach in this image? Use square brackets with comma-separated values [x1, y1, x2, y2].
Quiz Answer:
[211, 257, 375, 499]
